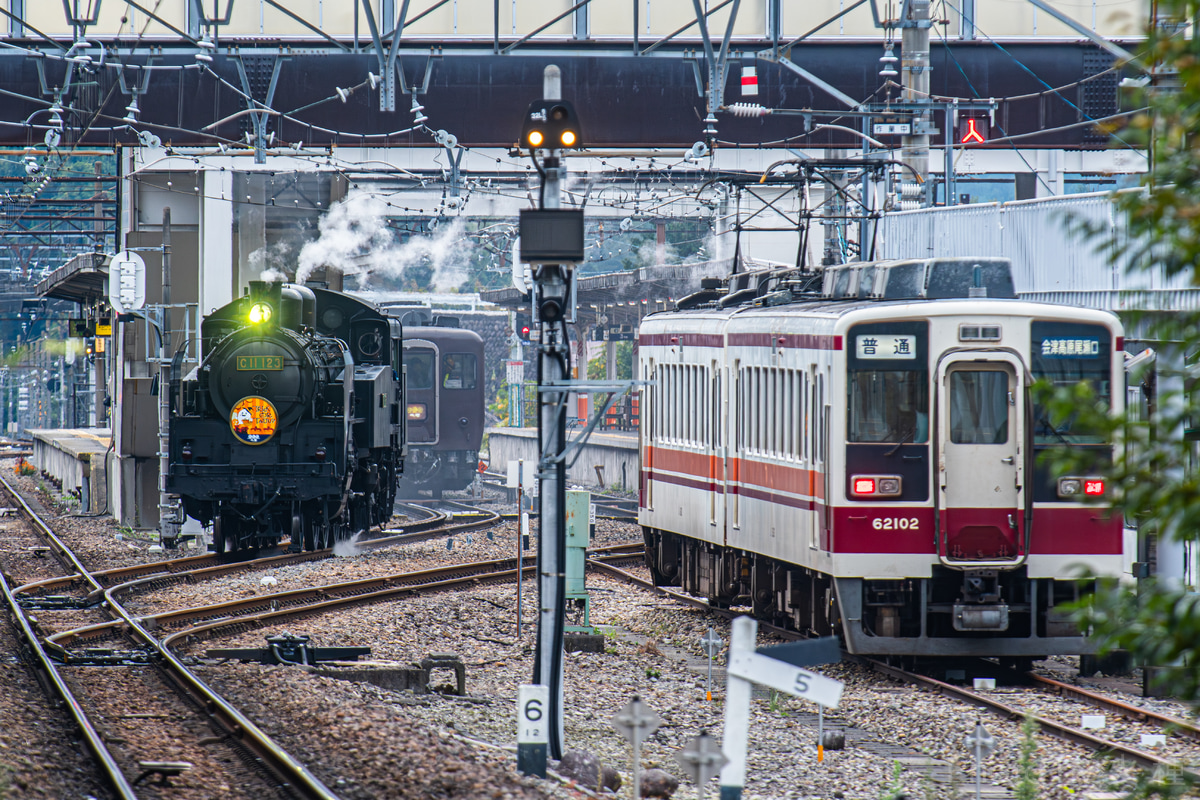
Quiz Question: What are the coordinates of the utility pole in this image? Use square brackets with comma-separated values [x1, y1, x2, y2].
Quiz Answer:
[900, 0, 933, 204]
[159, 208, 181, 545]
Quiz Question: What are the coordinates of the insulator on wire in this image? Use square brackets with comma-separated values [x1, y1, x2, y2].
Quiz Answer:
[726, 103, 770, 118]
[900, 183, 923, 199]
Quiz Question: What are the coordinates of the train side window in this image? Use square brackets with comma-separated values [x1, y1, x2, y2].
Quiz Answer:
[777, 369, 787, 455]
[748, 367, 758, 453]
[692, 366, 699, 445]
[405, 350, 435, 390]
[787, 370, 795, 459]
[678, 365, 684, 444]
[729, 367, 739, 450]
[819, 375, 826, 462]
[803, 371, 809, 462]
[442, 353, 477, 389]
[652, 364, 660, 443]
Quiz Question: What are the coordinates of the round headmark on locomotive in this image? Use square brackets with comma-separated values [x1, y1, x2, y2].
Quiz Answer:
[229, 396, 279, 445]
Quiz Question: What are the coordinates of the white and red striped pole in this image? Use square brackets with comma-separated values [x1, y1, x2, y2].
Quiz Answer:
[741, 63, 758, 96]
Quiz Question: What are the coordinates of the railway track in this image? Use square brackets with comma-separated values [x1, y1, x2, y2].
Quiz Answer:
[588, 559, 1200, 786]
[476, 470, 638, 520]
[0, 474, 509, 799]
[14, 501, 494, 598]
[49, 543, 644, 653]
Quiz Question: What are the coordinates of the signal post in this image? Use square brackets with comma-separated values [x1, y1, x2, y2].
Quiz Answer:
[518, 65, 584, 762]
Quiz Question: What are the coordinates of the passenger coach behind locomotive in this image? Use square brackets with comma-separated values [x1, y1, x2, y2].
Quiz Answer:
[168, 282, 405, 553]
[400, 318, 485, 498]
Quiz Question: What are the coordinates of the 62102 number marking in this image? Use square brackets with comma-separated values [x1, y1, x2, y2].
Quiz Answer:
[872, 517, 920, 531]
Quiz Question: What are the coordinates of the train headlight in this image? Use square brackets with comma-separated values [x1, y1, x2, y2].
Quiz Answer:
[1058, 477, 1105, 498]
[527, 130, 544, 148]
[249, 302, 273, 324]
[407, 403, 427, 421]
[851, 475, 902, 497]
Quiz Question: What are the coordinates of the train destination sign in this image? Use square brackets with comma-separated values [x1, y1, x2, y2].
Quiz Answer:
[855, 334, 916, 360]
[1039, 337, 1100, 357]
[229, 396, 279, 445]
[237, 355, 284, 370]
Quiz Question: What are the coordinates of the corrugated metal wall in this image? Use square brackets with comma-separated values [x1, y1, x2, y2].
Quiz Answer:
[877, 191, 1200, 311]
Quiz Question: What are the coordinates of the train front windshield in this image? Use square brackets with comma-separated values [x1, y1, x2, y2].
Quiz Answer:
[1031, 321, 1113, 445]
[847, 321, 930, 444]
[406, 351, 436, 390]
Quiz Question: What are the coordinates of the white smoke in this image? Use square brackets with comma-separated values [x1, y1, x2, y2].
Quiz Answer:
[296, 192, 470, 291]
[248, 241, 294, 282]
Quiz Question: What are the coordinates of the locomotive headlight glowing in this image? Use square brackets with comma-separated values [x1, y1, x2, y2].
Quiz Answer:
[248, 302, 273, 324]
[560, 130, 576, 147]
[527, 130, 544, 148]
[407, 403, 427, 421]
[851, 475, 903, 497]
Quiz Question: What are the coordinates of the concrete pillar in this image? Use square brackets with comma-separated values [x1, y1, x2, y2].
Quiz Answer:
[901, 0, 931, 198]
[200, 170, 236, 330]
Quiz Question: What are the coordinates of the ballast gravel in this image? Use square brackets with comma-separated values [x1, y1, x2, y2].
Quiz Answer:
[5, 470, 1197, 800]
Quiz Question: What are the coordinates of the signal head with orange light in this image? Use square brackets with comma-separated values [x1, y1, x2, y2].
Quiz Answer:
[521, 99, 583, 152]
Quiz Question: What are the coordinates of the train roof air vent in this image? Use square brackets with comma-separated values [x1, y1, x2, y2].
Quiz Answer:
[821, 258, 1016, 301]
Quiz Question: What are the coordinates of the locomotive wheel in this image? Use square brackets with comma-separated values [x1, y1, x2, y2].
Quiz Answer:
[213, 513, 229, 555]
[297, 514, 314, 552]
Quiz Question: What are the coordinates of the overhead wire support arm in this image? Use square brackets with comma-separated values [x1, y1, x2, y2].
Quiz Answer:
[120, 0, 202, 45]
[536, 379, 653, 469]
[502, 0, 595, 55]
[1022, 0, 1142, 70]
[689, 0, 742, 127]
[261, 0, 350, 51]
[640, 0, 736, 56]
[359, 0, 411, 111]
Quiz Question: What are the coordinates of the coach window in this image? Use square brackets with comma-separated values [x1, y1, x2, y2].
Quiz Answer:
[406, 350, 435, 390]
[442, 353, 477, 390]
[846, 322, 930, 444]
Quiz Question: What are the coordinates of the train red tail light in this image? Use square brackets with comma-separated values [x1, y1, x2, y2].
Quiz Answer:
[181, 444, 193, 461]
[851, 475, 902, 497]
[1058, 477, 1106, 498]
[315, 445, 327, 462]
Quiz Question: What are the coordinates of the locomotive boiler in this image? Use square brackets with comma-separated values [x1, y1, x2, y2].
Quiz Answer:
[167, 281, 405, 553]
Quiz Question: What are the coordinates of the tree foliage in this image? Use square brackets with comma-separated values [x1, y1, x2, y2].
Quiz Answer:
[1040, 1, 1200, 712]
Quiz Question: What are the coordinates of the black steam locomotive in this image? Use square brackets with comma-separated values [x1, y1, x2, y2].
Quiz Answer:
[167, 282, 405, 553]
[399, 320, 485, 498]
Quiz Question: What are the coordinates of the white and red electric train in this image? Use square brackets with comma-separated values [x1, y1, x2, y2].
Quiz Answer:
[638, 257, 1125, 661]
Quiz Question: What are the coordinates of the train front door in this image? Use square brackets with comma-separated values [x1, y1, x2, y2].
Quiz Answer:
[935, 353, 1026, 565]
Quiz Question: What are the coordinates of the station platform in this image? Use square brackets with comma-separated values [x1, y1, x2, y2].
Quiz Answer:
[486, 427, 638, 493]
[28, 428, 111, 514]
